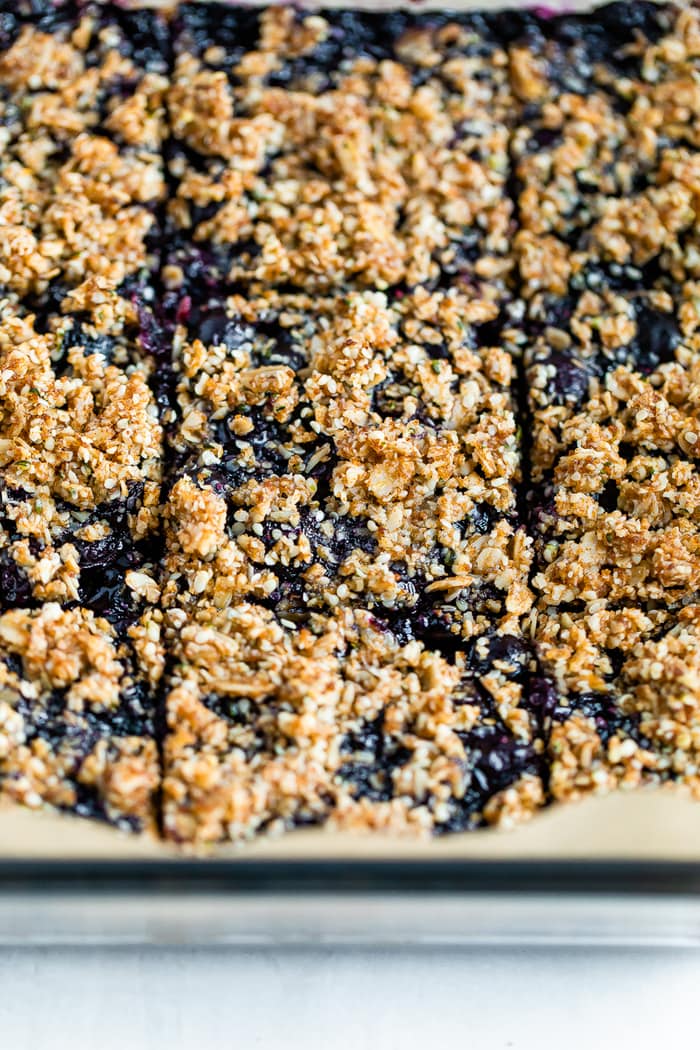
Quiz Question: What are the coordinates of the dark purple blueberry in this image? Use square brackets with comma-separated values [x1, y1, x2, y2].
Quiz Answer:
[7, 0, 73, 33]
[438, 231, 483, 278]
[547, 684, 648, 747]
[410, 606, 464, 660]
[77, 562, 141, 633]
[0, 551, 33, 611]
[0, 651, 22, 679]
[56, 319, 116, 371]
[369, 613, 415, 648]
[469, 633, 531, 682]
[438, 714, 543, 832]
[197, 309, 255, 351]
[339, 713, 411, 803]
[175, 2, 260, 66]
[527, 674, 559, 720]
[572, 262, 650, 296]
[598, 479, 620, 513]
[108, 678, 154, 738]
[215, 410, 293, 482]
[109, 9, 171, 74]
[537, 294, 576, 332]
[203, 692, 254, 728]
[531, 127, 561, 150]
[467, 502, 500, 535]
[327, 514, 377, 560]
[0, 10, 18, 48]
[263, 509, 375, 575]
[135, 301, 169, 362]
[162, 243, 222, 300]
[372, 373, 411, 418]
[542, 351, 591, 408]
[634, 304, 680, 372]
[592, 1, 666, 45]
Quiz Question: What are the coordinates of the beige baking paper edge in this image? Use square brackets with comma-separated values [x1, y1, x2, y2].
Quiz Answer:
[3, 0, 691, 862]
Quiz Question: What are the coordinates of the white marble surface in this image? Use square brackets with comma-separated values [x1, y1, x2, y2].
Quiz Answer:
[0, 946, 697, 1048]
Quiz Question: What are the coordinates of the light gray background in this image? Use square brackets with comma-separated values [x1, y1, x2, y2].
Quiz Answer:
[0, 946, 697, 1048]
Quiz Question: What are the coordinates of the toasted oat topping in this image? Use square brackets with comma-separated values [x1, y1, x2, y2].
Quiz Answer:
[5, 1, 700, 844]
[161, 286, 532, 642]
[0, 302, 163, 613]
[511, 3, 700, 297]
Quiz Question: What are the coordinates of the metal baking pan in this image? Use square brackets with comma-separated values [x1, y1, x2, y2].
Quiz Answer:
[2, 791, 700, 946]
[1, 0, 696, 945]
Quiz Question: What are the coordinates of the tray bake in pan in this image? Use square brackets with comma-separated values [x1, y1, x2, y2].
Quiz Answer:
[2, 0, 700, 920]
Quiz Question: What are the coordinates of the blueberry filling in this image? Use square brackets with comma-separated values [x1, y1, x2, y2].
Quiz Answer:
[553, 686, 648, 748]
[633, 305, 681, 373]
[339, 714, 412, 803]
[0, 550, 33, 612]
[438, 717, 544, 833]
[1, 1, 695, 838]
[540, 350, 594, 408]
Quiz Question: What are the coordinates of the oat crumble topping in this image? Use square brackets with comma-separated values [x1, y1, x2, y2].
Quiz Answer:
[2, 1, 700, 845]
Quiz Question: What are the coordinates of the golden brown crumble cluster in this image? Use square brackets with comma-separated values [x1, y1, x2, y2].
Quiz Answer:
[160, 275, 539, 842]
[0, 302, 162, 610]
[511, 4, 700, 306]
[0, 1, 168, 832]
[4, 1, 700, 845]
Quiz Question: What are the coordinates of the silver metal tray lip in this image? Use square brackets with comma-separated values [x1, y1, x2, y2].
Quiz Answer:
[2, 877, 700, 947]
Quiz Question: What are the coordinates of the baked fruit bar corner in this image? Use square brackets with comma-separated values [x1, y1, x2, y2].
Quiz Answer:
[1, 0, 700, 846]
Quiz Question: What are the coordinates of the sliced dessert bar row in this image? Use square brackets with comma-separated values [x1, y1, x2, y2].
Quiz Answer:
[159, 284, 541, 843]
[515, 2, 700, 805]
[0, 602, 161, 831]
[525, 286, 700, 801]
[161, 599, 543, 843]
[4, 0, 700, 844]
[0, 2, 168, 831]
[510, 1, 700, 302]
[161, 286, 528, 632]
[156, 3, 557, 845]
[0, 299, 165, 831]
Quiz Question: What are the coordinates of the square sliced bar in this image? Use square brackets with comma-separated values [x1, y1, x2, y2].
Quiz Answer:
[510, 2, 700, 304]
[0, 1, 169, 309]
[0, 602, 161, 831]
[162, 601, 544, 845]
[526, 283, 700, 802]
[164, 4, 515, 295]
[162, 284, 531, 648]
[0, 302, 163, 632]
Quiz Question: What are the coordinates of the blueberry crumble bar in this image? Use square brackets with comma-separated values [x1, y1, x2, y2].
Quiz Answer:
[0, 1, 169, 308]
[0, 602, 160, 830]
[3, 0, 700, 846]
[164, 4, 516, 295]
